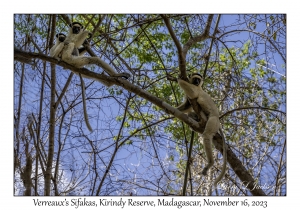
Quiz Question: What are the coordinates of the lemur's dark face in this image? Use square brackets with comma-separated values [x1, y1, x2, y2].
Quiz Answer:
[189, 73, 203, 86]
[56, 33, 66, 42]
[72, 24, 82, 34]
[191, 76, 201, 86]
[58, 35, 66, 42]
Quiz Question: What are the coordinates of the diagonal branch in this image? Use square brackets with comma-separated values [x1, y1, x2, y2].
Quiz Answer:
[161, 14, 187, 78]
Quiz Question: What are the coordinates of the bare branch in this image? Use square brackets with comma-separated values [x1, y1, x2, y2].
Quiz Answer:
[182, 14, 214, 57]
[161, 14, 187, 78]
[44, 15, 57, 196]
[218, 29, 286, 63]
[220, 106, 286, 119]
[59, 14, 71, 25]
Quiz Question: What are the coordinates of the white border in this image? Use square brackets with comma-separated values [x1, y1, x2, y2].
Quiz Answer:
[2, 1, 297, 208]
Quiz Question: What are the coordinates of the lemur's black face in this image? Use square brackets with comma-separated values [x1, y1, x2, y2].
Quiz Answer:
[58, 35, 66, 42]
[72, 24, 82, 34]
[189, 73, 203, 86]
[56, 33, 66, 42]
[191, 76, 201, 86]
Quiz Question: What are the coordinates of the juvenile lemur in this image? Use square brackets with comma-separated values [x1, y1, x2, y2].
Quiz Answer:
[177, 73, 227, 186]
[53, 22, 130, 87]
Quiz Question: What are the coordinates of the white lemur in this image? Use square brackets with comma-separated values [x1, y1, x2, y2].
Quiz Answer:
[177, 73, 227, 186]
[50, 32, 93, 132]
[61, 22, 131, 86]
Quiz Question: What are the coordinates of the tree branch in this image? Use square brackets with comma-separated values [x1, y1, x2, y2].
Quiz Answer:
[182, 14, 214, 57]
[161, 14, 187, 78]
